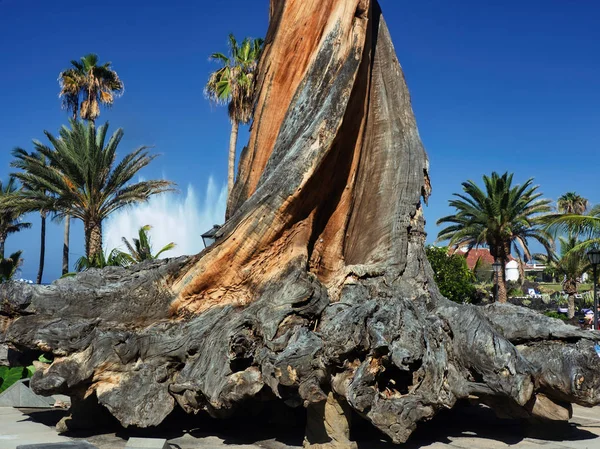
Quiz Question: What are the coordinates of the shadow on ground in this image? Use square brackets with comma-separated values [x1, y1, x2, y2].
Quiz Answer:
[351, 401, 598, 449]
[20, 400, 599, 448]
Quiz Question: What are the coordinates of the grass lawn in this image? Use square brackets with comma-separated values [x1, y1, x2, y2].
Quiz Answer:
[537, 283, 592, 294]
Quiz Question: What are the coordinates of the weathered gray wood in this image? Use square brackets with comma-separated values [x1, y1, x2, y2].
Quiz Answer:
[2, 1, 600, 447]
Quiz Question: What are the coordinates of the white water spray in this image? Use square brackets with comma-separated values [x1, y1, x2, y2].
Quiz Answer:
[104, 177, 227, 257]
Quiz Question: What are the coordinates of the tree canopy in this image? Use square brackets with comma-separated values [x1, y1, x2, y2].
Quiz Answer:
[58, 53, 124, 122]
[10, 120, 175, 260]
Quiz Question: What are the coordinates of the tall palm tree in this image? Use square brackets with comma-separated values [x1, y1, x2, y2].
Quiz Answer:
[535, 235, 588, 318]
[11, 150, 49, 283]
[10, 120, 175, 261]
[557, 192, 588, 215]
[437, 172, 553, 303]
[205, 35, 263, 200]
[121, 225, 176, 263]
[58, 54, 123, 274]
[0, 178, 31, 259]
[58, 53, 124, 122]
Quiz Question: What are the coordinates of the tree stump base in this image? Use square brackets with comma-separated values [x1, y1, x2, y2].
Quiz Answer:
[2, 0, 600, 445]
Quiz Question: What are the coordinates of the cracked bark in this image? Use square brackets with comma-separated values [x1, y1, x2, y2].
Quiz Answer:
[2, 1, 600, 446]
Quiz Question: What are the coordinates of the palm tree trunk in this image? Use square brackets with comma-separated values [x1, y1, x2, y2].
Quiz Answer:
[497, 259, 508, 303]
[0, 237, 4, 260]
[564, 278, 577, 319]
[568, 293, 575, 319]
[37, 212, 46, 284]
[62, 216, 70, 275]
[517, 258, 525, 286]
[227, 120, 240, 200]
[85, 221, 103, 261]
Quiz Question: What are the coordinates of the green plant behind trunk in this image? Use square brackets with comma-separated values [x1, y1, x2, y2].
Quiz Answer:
[426, 246, 476, 303]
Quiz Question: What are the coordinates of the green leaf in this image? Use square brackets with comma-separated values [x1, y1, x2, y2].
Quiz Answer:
[0, 367, 26, 393]
[0, 366, 8, 383]
[38, 354, 53, 363]
[26, 365, 36, 377]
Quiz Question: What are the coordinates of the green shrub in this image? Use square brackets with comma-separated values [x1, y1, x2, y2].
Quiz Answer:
[506, 280, 525, 298]
[508, 288, 522, 297]
[544, 311, 569, 321]
[426, 246, 476, 304]
[473, 261, 493, 283]
[556, 294, 568, 306]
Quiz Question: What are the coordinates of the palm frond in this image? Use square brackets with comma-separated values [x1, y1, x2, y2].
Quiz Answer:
[205, 34, 264, 123]
[0, 250, 23, 282]
[153, 242, 176, 259]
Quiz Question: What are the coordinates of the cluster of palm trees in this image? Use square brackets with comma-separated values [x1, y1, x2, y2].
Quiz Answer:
[438, 172, 597, 317]
[0, 34, 264, 284]
[0, 54, 172, 283]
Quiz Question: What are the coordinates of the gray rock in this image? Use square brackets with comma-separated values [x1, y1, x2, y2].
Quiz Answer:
[0, 344, 8, 366]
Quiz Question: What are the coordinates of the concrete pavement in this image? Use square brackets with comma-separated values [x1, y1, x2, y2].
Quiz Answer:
[0, 404, 599, 449]
[0, 408, 71, 449]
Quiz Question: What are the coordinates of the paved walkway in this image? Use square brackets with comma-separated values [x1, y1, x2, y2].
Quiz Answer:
[1, 404, 599, 449]
[0, 408, 71, 448]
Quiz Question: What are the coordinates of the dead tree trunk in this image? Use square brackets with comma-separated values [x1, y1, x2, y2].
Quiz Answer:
[3, 0, 600, 446]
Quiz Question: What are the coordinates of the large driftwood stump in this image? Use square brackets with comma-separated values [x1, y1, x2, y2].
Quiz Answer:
[3, 0, 600, 446]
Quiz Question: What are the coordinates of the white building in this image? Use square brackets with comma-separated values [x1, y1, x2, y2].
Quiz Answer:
[505, 260, 520, 282]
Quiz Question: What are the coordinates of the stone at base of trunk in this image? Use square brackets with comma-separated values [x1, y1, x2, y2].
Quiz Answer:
[304, 392, 357, 449]
[527, 394, 573, 422]
[56, 393, 117, 434]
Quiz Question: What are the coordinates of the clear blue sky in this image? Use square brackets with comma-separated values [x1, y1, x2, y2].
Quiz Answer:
[0, 0, 598, 281]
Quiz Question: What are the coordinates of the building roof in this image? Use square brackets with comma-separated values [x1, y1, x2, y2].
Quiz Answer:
[449, 247, 514, 270]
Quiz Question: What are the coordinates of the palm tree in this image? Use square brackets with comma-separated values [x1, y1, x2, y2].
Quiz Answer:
[58, 54, 123, 274]
[11, 150, 49, 284]
[535, 235, 588, 318]
[557, 192, 588, 215]
[10, 120, 175, 262]
[437, 172, 553, 303]
[205, 35, 263, 200]
[0, 178, 31, 259]
[542, 205, 600, 253]
[58, 53, 124, 122]
[121, 225, 176, 263]
[0, 250, 23, 283]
